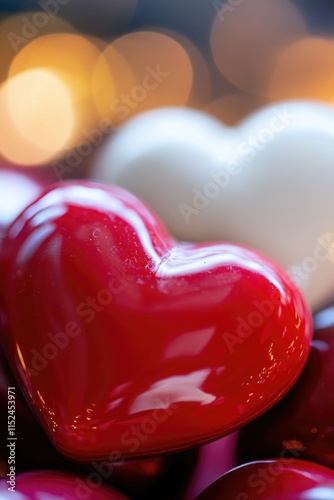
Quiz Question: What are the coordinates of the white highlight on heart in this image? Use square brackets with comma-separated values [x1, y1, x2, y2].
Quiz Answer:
[130, 370, 216, 414]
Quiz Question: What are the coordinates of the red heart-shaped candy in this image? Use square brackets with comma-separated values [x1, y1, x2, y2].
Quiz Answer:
[0, 182, 312, 461]
[0, 470, 128, 499]
[197, 459, 334, 499]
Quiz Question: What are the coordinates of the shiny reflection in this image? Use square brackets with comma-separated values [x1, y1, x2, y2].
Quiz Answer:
[15, 343, 27, 376]
[158, 244, 288, 306]
[164, 328, 215, 359]
[304, 487, 334, 499]
[210, 0, 307, 95]
[267, 37, 334, 102]
[14, 343, 32, 397]
[158, 245, 248, 276]
[62, 185, 166, 265]
[9, 188, 69, 240]
[29, 206, 68, 229]
[197, 460, 334, 498]
[0, 69, 74, 166]
[130, 370, 216, 414]
[11, 183, 171, 267]
[2, 181, 311, 461]
[16, 224, 56, 267]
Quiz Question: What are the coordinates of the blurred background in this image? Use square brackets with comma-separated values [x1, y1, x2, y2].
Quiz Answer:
[1, 2, 334, 498]
[0, 0, 334, 175]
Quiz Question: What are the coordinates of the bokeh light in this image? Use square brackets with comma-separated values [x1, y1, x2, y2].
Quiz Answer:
[0, 12, 75, 83]
[2, 0, 334, 496]
[9, 33, 102, 142]
[106, 31, 194, 123]
[159, 29, 211, 109]
[92, 43, 135, 124]
[0, 69, 74, 166]
[267, 37, 334, 103]
[210, 0, 307, 95]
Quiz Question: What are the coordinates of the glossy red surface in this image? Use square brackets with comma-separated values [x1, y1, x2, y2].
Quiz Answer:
[0, 345, 193, 499]
[0, 470, 128, 499]
[0, 181, 312, 461]
[238, 303, 334, 469]
[197, 459, 334, 499]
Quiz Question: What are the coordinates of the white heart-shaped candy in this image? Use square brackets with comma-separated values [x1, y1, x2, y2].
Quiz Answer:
[92, 102, 334, 310]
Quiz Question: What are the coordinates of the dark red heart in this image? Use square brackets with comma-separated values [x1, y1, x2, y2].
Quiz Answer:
[197, 459, 334, 500]
[0, 470, 128, 499]
[0, 181, 312, 461]
[238, 303, 334, 469]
